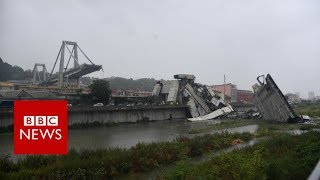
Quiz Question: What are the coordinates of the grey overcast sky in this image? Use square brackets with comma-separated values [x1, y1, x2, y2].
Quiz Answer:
[1, 0, 320, 97]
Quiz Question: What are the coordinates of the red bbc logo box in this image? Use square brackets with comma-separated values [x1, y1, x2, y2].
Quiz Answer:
[14, 100, 68, 154]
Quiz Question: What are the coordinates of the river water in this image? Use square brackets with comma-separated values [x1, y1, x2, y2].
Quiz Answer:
[0, 119, 257, 161]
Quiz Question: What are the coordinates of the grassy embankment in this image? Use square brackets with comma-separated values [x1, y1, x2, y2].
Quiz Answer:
[188, 118, 320, 135]
[164, 131, 320, 179]
[0, 132, 252, 179]
[1, 120, 319, 179]
[1, 103, 320, 179]
[294, 103, 320, 117]
[188, 119, 257, 134]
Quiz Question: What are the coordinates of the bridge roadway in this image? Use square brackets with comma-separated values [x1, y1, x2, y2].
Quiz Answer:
[43, 63, 102, 85]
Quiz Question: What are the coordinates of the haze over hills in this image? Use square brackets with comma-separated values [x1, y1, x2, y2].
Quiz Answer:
[81, 76, 157, 91]
[0, 57, 157, 91]
[0, 57, 33, 81]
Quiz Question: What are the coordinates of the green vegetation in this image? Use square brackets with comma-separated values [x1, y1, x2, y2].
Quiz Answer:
[0, 57, 33, 81]
[89, 79, 112, 105]
[1, 120, 320, 179]
[189, 119, 320, 136]
[108, 77, 157, 92]
[1, 101, 320, 178]
[0, 132, 252, 179]
[82, 76, 157, 91]
[294, 103, 320, 117]
[0, 58, 156, 92]
[164, 131, 320, 179]
[188, 119, 258, 134]
[255, 120, 320, 137]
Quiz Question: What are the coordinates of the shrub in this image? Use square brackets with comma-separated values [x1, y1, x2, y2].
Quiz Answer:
[165, 132, 320, 179]
[0, 132, 253, 179]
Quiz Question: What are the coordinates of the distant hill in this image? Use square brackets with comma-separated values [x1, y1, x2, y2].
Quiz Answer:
[0, 58, 158, 91]
[0, 57, 33, 81]
[82, 76, 158, 92]
[107, 77, 157, 91]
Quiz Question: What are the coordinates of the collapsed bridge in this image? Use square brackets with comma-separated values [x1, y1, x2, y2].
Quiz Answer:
[252, 74, 300, 123]
[37, 41, 102, 88]
[152, 74, 233, 121]
[152, 73, 302, 123]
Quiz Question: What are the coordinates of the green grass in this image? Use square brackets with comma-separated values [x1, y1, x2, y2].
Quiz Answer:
[294, 103, 320, 117]
[188, 119, 259, 134]
[0, 132, 253, 179]
[164, 131, 320, 180]
[2, 103, 320, 179]
[189, 119, 320, 136]
[254, 121, 320, 138]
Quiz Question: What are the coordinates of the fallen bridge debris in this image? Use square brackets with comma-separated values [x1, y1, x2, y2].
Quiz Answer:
[252, 74, 300, 123]
[152, 74, 233, 121]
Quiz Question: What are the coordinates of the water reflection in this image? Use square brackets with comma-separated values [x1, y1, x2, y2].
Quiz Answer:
[0, 119, 258, 162]
[0, 120, 215, 160]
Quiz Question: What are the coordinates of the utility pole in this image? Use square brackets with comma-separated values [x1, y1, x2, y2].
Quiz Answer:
[223, 74, 226, 100]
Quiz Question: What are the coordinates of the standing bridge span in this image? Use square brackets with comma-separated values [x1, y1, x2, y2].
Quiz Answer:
[37, 41, 102, 88]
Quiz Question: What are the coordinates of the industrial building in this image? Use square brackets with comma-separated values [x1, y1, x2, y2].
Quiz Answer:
[208, 84, 253, 104]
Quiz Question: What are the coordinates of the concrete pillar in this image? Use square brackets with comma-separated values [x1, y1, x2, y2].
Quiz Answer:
[32, 66, 37, 84]
[43, 65, 47, 81]
[58, 41, 65, 88]
[77, 78, 81, 88]
[74, 44, 79, 68]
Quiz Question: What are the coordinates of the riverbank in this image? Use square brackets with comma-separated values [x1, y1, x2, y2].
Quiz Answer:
[1, 119, 319, 179]
[163, 131, 320, 179]
[0, 119, 256, 162]
[125, 119, 320, 179]
[0, 132, 253, 179]
[293, 103, 320, 117]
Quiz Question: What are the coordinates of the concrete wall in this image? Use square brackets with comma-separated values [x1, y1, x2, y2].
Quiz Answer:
[69, 106, 187, 125]
[0, 106, 189, 128]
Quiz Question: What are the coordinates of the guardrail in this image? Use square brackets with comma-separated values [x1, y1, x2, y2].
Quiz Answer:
[308, 160, 320, 180]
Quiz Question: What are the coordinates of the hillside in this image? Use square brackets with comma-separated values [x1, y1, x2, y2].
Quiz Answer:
[0, 58, 157, 91]
[0, 57, 33, 81]
[82, 76, 157, 91]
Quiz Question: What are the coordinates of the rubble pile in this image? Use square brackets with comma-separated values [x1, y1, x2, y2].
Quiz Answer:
[152, 73, 303, 123]
[152, 74, 233, 121]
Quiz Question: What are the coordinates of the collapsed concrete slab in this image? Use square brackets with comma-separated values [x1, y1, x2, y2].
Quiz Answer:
[152, 74, 233, 121]
[252, 74, 300, 123]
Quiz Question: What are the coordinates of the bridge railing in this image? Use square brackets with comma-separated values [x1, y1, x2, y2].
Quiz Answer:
[308, 160, 320, 180]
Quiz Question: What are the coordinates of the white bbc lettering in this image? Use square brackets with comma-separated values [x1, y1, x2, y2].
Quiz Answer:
[47, 116, 58, 126]
[19, 128, 62, 140]
[24, 116, 34, 126]
[23, 116, 59, 126]
[35, 116, 47, 126]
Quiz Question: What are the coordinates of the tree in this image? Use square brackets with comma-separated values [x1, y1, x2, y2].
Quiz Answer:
[89, 79, 111, 104]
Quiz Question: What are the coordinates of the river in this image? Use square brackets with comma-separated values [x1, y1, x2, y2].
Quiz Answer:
[0, 119, 258, 161]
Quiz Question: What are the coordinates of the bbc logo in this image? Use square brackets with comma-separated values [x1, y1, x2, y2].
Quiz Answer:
[14, 100, 68, 154]
[24, 116, 58, 126]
